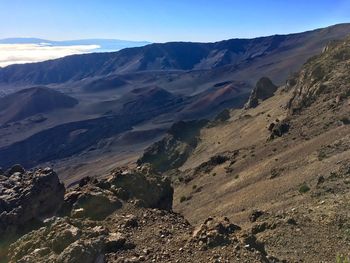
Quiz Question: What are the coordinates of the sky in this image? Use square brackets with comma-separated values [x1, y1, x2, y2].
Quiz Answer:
[1, 0, 350, 43]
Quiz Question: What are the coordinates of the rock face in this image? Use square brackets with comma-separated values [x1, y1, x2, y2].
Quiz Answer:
[0, 165, 174, 262]
[0, 166, 65, 238]
[61, 167, 174, 219]
[1, 164, 282, 263]
[288, 37, 350, 113]
[244, 77, 278, 109]
[268, 119, 290, 140]
[8, 217, 109, 263]
[137, 120, 208, 172]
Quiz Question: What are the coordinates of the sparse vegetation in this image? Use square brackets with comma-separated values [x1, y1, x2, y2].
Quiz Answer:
[318, 150, 327, 161]
[180, 195, 188, 203]
[214, 109, 230, 122]
[336, 255, 350, 263]
[299, 183, 310, 193]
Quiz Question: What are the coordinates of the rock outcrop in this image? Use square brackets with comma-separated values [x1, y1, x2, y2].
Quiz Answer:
[244, 77, 278, 109]
[0, 166, 65, 237]
[0, 165, 174, 262]
[61, 167, 174, 219]
[288, 37, 350, 113]
[191, 217, 241, 248]
[137, 120, 208, 172]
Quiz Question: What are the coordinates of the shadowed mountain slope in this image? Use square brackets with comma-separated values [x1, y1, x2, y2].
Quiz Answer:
[0, 86, 78, 124]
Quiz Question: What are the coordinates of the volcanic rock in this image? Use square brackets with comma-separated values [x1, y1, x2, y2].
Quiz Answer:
[245, 77, 278, 109]
[0, 167, 65, 237]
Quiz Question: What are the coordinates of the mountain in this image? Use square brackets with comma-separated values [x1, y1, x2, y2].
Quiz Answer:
[1, 24, 350, 87]
[0, 24, 350, 180]
[0, 87, 78, 124]
[2, 33, 350, 263]
[138, 34, 350, 262]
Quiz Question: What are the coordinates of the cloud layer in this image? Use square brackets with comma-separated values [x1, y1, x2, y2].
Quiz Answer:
[0, 43, 100, 67]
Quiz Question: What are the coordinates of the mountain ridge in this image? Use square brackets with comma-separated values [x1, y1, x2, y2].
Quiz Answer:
[1, 23, 350, 87]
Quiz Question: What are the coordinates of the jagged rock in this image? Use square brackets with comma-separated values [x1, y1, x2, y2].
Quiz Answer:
[268, 120, 290, 140]
[0, 167, 65, 237]
[195, 154, 230, 174]
[60, 167, 173, 220]
[5, 164, 25, 177]
[56, 239, 105, 263]
[245, 77, 278, 109]
[288, 37, 350, 114]
[7, 217, 109, 263]
[71, 189, 122, 220]
[191, 217, 241, 248]
[249, 209, 265, 222]
[107, 168, 173, 211]
[137, 120, 208, 172]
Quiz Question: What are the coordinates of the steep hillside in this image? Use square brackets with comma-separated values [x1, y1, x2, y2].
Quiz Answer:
[1, 24, 350, 87]
[139, 36, 350, 262]
[0, 86, 78, 124]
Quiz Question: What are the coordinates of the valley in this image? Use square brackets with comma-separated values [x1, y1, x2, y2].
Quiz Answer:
[1, 22, 350, 262]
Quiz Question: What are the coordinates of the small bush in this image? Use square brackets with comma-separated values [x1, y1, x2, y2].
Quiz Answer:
[299, 183, 310, 193]
[318, 150, 327, 161]
[180, 196, 187, 203]
[336, 254, 350, 263]
[180, 195, 192, 203]
[215, 109, 230, 122]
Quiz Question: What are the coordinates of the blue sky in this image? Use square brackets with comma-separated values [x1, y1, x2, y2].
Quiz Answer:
[1, 0, 350, 42]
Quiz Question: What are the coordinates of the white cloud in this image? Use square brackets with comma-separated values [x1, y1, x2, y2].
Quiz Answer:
[0, 43, 100, 67]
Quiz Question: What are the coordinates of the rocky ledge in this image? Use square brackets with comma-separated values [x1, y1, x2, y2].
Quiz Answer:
[0, 165, 283, 263]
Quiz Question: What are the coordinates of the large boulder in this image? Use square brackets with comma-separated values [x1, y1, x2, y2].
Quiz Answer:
[7, 217, 110, 263]
[60, 167, 174, 220]
[0, 167, 65, 237]
[245, 77, 278, 109]
[107, 167, 173, 211]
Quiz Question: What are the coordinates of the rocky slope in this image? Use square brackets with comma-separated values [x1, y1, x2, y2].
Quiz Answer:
[2, 29, 350, 263]
[0, 165, 286, 263]
[138, 35, 350, 262]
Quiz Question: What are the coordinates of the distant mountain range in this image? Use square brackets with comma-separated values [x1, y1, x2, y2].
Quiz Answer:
[1, 24, 350, 87]
[0, 23, 350, 179]
[0, 38, 151, 52]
